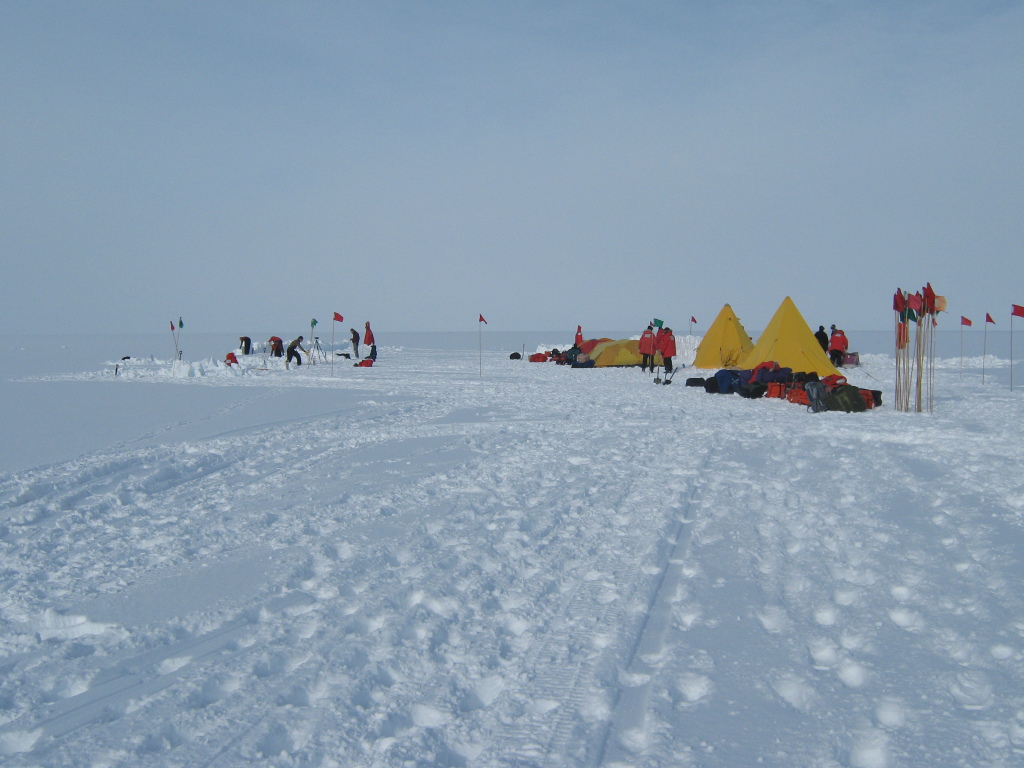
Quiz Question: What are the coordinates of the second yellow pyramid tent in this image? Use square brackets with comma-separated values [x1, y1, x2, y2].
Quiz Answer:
[692, 304, 754, 369]
[737, 296, 840, 377]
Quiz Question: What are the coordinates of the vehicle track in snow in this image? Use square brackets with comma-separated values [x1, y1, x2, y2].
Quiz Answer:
[595, 438, 718, 766]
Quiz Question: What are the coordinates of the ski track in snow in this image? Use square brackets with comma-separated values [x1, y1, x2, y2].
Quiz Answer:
[1, 349, 1023, 766]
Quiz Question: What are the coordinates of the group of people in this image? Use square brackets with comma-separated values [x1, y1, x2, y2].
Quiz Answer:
[638, 323, 678, 373]
[237, 321, 377, 369]
[815, 324, 850, 367]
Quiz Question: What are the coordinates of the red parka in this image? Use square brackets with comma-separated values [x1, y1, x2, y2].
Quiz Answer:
[659, 331, 677, 358]
[364, 322, 375, 346]
[638, 328, 657, 355]
[829, 330, 848, 353]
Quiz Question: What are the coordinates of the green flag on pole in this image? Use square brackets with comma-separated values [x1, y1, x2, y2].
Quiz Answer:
[178, 317, 184, 329]
[652, 318, 664, 328]
[311, 318, 318, 329]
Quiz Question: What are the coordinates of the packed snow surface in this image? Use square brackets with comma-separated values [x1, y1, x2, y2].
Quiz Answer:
[1, 335, 1024, 767]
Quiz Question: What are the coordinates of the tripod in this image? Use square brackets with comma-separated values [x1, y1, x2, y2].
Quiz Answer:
[309, 336, 327, 364]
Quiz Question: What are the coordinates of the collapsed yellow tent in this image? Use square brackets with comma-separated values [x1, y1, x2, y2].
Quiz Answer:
[588, 339, 663, 368]
[737, 296, 840, 377]
[692, 304, 754, 369]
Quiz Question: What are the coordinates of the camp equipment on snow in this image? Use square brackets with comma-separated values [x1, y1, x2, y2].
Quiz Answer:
[787, 387, 810, 406]
[805, 381, 829, 413]
[824, 384, 868, 413]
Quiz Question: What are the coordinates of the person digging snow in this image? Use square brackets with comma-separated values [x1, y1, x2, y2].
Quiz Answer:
[286, 336, 307, 369]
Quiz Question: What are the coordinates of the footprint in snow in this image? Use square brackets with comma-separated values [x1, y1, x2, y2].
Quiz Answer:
[808, 637, 841, 668]
[990, 644, 1015, 660]
[848, 728, 892, 768]
[676, 673, 714, 704]
[814, 605, 839, 626]
[887, 607, 925, 631]
[756, 605, 789, 634]
[837, 659, 869, 688]
[949, 669, 994, 710]
[773, 673, 817, 713]
[874, 697, 907, 728]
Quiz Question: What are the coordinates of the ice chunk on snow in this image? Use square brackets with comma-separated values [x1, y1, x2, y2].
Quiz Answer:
[36, 609, 117, 640]
[411, 704, 449, 728]
[0, 730, 41, 755]
[473, 676, 504, 706]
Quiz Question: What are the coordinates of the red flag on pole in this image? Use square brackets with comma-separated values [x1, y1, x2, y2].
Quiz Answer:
[892, 289, 905, 313]
[986, 313, 995, 324]
[479, 314, 487, 324]
[961, 316, 972, 326]
[170, 320, 175, 332]
[1013, 304, 1024, 318]
[333, 312, 344, 322]
[690, 316, 697, 324]
[923, 283, 936, 313]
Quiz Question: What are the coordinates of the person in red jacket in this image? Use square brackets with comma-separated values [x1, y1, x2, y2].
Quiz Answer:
[362, 321, 377, 361]
[828, 328, 849, 367]
[638, 324, 657, 372]
[659, 327, 677, 373]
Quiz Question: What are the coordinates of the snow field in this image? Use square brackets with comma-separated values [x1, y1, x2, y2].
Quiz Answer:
[0, 347, 1022, 766]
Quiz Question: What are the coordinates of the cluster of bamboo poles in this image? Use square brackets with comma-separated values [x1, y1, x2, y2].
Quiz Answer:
[893, 285, 944, 413]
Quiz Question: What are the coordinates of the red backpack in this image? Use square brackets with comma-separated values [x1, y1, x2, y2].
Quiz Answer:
[822, 374, 848, 390]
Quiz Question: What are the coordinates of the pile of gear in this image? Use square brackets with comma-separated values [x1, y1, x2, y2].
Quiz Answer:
[684, 366, 881, 413]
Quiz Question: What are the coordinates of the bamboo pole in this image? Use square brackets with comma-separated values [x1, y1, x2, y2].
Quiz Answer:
[983, 321, 988, 384]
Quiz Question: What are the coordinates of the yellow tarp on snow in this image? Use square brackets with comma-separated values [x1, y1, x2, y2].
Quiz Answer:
[737, 296, 840, 377]
[588, 339, 663, 368]
[692, 304, 754, 369]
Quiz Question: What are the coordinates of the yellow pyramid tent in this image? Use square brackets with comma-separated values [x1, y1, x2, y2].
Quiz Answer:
[737, 296, 840, 377]
[692, 304, 754, 369]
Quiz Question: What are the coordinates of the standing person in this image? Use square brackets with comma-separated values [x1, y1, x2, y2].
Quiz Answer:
[814, 325, 829, 353]
[239, 336, 252, 355]
[268, 336, 284, 357]
[286, 336, 307, 369]
[574, 325, 583, 346]
[659, 327, 677, 373]
[349, 328, 360, 359]
[363, 322, 375, 353]
[638, 324, 657, 372]
[828, 328, 849, 367]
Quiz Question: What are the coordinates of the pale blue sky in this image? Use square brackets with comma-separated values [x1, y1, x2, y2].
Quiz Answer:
[2, 1, 1022, 335]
